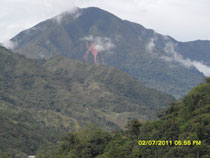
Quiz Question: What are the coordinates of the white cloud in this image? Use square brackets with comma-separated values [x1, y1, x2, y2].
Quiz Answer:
[158, 40, 210, 76]
[162, 41, 193, 68]
[192, 61, 210, 76]
[146, 38, 155, 53]
[81, 35, 115, 52]
[145, 35, 210, 76]
[2, 40, 17, 49]
[53, 7, 81, 24]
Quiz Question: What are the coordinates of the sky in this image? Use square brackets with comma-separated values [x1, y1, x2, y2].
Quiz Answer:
[0, 0, 210, 43]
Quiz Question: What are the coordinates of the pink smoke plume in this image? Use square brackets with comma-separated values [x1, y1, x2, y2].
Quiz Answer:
[83, 41, 104, 65]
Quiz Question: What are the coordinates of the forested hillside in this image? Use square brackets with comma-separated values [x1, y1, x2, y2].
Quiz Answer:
[36, 79, 210, 158]
[0, 46, 174, 156]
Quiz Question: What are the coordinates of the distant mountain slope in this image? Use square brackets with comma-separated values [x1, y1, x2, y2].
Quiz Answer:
[10, 7, 206, 98]
[177, 40, 210, 66]
[44, 56, 174, 112]
[0, 46, 174, 155]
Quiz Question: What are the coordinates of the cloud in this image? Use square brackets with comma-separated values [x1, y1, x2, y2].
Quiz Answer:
[159, 40, 210, 76]
[146, 38, 155, 53]
[192, 61, 210, 76]
[53, 7, 81, 24]
[81, 35, 115, 52]
[162, 41, 193, 68]
[2, 40, 17, 49]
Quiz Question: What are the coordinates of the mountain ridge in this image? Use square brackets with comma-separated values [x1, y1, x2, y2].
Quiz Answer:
[10, 7, 206, 98]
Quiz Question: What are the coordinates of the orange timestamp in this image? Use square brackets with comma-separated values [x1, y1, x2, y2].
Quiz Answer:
[138, 140, 201, 146]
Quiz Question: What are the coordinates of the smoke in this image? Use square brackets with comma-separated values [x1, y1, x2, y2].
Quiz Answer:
[54, 7, 81, 24]
[81, 35, 115, 52]
[2, 40, 17, 49]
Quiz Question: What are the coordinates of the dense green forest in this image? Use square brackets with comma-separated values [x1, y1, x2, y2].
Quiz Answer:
[0, 46, 174, 157]
[36, 79, 210, 158]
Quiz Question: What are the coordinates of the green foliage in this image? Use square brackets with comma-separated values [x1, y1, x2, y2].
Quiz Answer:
[125, 120, 142, 138]
[0, 152, 11, 158]
[38, 81, 210, 157]
[205, 77, 210, 83]
[0, 46, 174, 155]
[37, 126, 112, 158]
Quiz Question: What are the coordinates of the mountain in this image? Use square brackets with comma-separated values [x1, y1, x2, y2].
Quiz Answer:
[10, 7, 206, 98]
[36, 78, 210, 158]
[0, 46, 174, 156]
[177, 40, 210, 67]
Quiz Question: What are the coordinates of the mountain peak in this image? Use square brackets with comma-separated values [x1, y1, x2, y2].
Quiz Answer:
[10, 7, 206, 98]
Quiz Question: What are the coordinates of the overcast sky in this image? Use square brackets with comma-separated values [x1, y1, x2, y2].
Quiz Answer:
[0, 0, 210, 43]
